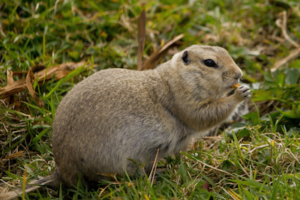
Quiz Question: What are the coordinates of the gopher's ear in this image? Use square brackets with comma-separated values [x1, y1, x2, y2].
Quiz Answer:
[182, 51, 189, 65]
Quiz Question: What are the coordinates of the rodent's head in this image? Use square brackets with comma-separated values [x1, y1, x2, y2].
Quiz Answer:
[170, 45, 243, 97]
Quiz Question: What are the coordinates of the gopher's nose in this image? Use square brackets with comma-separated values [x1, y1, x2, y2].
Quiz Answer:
[234, 69, 243, 80]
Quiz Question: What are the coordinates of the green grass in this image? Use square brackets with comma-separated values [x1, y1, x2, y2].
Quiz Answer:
[1, 0, 300, 199]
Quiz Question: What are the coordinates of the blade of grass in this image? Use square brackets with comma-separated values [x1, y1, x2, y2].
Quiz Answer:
[42, 65, 87, 100]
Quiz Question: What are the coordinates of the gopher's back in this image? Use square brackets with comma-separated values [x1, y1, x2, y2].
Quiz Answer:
[52, 68, 182, 186]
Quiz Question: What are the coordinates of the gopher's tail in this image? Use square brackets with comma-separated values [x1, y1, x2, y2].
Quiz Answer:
[0, 171, 60, 200]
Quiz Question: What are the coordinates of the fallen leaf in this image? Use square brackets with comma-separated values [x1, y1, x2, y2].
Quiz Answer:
[143, 34, 184, 70]
[0, 61, 95, 103]
[3, 151, 25, 160]
[26, 66, 45, 108]
[7, 70, 14, 86]
[201, 181, 210, 192]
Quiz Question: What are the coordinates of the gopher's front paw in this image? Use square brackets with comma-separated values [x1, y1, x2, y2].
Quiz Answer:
[234, 85, 251, 101]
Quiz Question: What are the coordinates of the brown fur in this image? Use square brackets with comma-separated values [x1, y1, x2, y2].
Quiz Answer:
[0, 45, 250, 199]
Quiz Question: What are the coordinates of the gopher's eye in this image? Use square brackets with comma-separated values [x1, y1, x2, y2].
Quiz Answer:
[203, 59, 217, 67]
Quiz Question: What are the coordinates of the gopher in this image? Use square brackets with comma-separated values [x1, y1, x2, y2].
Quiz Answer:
[0, 45, 250, 199]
